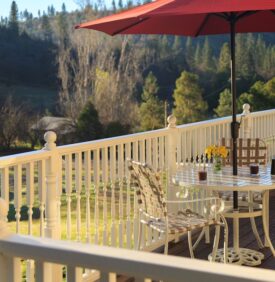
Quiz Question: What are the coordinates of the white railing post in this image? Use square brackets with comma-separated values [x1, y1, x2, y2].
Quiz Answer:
[43, 131, 62, 282]
[0, 198, 10, 282]
[167, 115, 178, 203]
[242, 103, 252, 138]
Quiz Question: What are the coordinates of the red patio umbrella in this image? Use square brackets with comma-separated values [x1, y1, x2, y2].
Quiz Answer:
[76, 0, 275, 210]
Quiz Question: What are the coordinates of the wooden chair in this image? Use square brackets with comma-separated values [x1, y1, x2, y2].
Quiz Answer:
[128, 159, 228, 262]
[221, 138, 267, 167]
[219, 138, 268, 249]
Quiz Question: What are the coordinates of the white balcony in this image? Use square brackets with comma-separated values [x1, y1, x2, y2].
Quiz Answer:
[1, 104, 275, 281]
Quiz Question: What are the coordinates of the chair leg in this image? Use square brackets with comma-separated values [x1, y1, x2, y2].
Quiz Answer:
[192, 228, 205, 251]
[221, 215, 229, 264]
[188, 231, 195, 258]
[137, 223, 143, 250]
[164, 233, 169, 255]
[205, 226, 210, 244]
[211, 225, 221, 262]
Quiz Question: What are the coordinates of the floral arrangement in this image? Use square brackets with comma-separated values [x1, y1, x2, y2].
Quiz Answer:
[205, 145, 228, 172]
[205, 145, 228, 159]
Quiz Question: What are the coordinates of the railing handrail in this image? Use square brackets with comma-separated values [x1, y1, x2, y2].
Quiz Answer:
[0, 233, 274, 282]
[0, 150, 52, 169]
[1, 107, 275, 168]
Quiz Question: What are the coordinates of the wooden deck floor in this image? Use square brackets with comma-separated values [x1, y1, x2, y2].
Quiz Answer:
[168, 190, 275, 270]
[118, 191, 275, 281]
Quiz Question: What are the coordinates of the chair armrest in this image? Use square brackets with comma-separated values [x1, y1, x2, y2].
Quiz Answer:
[167, 197, 225, 216]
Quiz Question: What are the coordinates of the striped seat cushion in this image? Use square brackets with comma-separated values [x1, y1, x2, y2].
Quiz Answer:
[145, 209, 216, 234]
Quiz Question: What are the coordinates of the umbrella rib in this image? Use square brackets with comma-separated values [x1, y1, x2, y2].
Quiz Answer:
[195, 14, 211, 37]
[112, 17, 149, 36]
[236, 11, 258, 21]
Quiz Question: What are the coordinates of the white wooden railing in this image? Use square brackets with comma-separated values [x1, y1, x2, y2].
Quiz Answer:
[1, 104, 275, 281]
[0, 199, 275, 282]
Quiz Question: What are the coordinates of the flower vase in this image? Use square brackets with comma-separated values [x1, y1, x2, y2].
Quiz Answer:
[213, 156, 222, 172]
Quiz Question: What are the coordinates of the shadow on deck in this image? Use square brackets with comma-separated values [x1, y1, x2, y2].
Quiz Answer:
[168, 190, 275, 270]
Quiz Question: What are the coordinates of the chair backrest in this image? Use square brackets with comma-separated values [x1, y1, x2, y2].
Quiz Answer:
[220, 138, 267, 166]
[128, 160, 167, 218]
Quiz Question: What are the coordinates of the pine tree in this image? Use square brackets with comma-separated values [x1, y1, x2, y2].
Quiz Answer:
[214, 89, 232, 117]
[76, 102, 103, 141]
[139, 72, 164, 131]
[112, 0, 117, 11]
[118, 0, 123, 10]
[9, 1, 19, 35]
[185, 37, 193, 67]
[173, 71, 208, 124]
[41, 13, 51, 41]
[218, 42, 230, 73]
[57, 3, 68, 46]
[194, 43, 201, 68]
[201, 37, 215, 71]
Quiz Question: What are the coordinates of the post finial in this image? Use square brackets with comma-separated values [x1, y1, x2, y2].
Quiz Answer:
[167, 115, 177, 128]
[242, 103, 250, 115]
[44, 131, 57, 151]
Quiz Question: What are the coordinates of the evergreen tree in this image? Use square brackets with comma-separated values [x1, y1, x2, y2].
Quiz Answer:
[218, 42, 230, 73]
[173, 71, 208, 124]
[172, 36, 182, 53]
[185, 37, 193, 67]
[201, 37, 215, 71]
[9, 1, 19, 35]
[112, 0, 117, 11]
[41, 13, 51, 41]
[214, 89, 232, 117]
[57, 3, 68, 46]
[139, 72, 164, 131]
[76, 102, 103, 141]
[118, 0, 123, 10]
[194, 43, 201, 68]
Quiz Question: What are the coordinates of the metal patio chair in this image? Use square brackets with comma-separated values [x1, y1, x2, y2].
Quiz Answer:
[128, 159, 228, 262]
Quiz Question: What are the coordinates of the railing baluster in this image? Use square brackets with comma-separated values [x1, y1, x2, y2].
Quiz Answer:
[118, 144, 124, 248]
[133, 141, 139, 248]
[14, 164, 22, 233]
[102, 147, 109, 245]
[67, 266, 83, 282]
[84, 150, 91, 243]
[93, 149, 100, 244]
[75, 152, 82, 242]
[26, 162, 34, 235]
[7, 257, 21, 282]
[125, 143, 132, 248]
[26, 162, 35, 282]
[1, 167, 9, 203]
[38, 160, 46, 237]
[65, 154, 72, 240]
[110, 145, 117, 247]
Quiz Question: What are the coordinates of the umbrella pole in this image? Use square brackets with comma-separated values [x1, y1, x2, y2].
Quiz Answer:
[230, 18, 239, 210]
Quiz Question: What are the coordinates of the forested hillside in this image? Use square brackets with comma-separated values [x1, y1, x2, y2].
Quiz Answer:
[0, 0, 274, 148]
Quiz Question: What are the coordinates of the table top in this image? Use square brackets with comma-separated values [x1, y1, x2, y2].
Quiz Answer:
[173, 164, 275, 192]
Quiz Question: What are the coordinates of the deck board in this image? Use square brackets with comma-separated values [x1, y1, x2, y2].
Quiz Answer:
[168, 190, 275, 270]
[118, 191, 275, 281]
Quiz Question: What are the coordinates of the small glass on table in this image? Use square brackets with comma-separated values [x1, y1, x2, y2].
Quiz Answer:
[250, 163, 259, 175]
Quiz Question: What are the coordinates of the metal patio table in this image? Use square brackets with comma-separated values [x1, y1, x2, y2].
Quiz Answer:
[173, 165, 275, 266]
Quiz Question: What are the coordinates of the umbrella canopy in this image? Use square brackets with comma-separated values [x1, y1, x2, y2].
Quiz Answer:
[76, 0, 275, 36]
[76, 0, 275, 210]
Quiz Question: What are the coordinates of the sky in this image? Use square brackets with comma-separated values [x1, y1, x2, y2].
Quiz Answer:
[0, 0, 81, 18]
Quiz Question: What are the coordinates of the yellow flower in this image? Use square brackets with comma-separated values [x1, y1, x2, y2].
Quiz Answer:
[205, 145, 228, 159]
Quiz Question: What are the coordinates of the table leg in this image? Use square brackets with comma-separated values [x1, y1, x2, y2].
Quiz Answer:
[209, 210, 264, 266]
[262, 191, 275, 256]
[233, 212, 239, 252]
